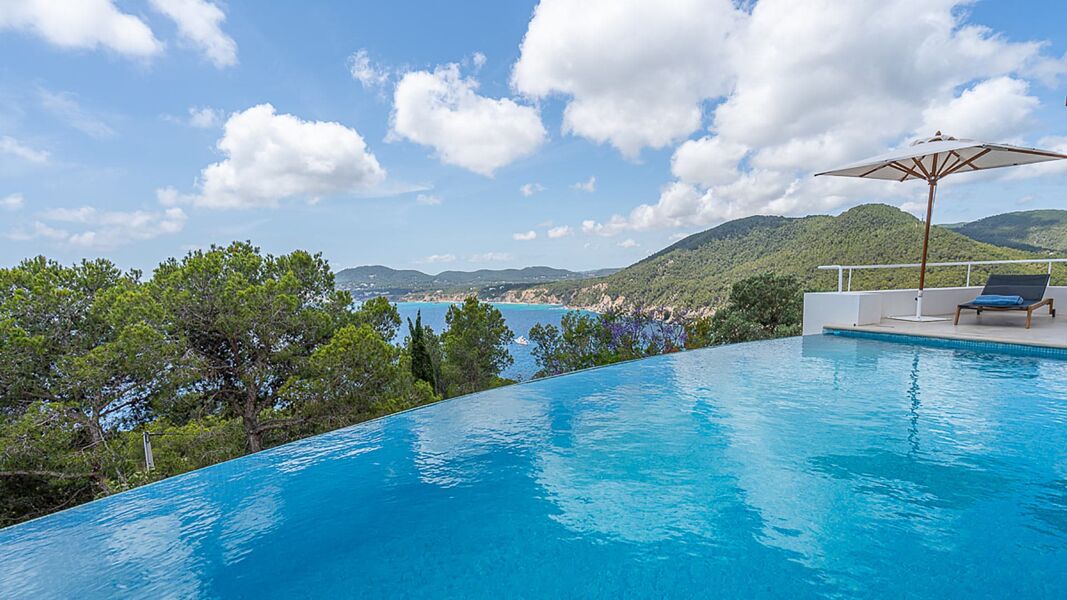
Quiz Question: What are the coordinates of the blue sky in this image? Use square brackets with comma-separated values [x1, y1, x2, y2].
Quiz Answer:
[1, 0, 1065, 274]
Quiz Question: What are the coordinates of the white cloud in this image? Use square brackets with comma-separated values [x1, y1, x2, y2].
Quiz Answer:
[163, 104, 386, 209]
[520, 182, 544, 197]
[415, 193, 442, 205]
[617, 239, 639, 248]
[187, 106, 223, 128]
[0, 136, 49, 163]
[571, 176, 596, 192]
[917, 77, 1038, 141]
[667, 232, 689, 242]
[513, 230, 537, 241]
[547, 225, 573, 238]
[1, 193, 25, 210]
[469, 252, 513, 262]
[418, 253, 456, 265]
[513, 0, 743, 158]
[581, 215, 628, 237]
[13, 206, 186, 249]
[572, 0, 1062, 233]
[149, 0, 237, 68]
[391, 63, 546, 176]
[671, 136, 747, 187]
[39, 89, 115, 138]
[349, 49, 390, 89]
[471, 52, 487, 69]
[0, 0, 162, 58]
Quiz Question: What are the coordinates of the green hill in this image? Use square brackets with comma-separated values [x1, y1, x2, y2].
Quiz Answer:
[945, 209, 1067, 253]
[522, 204, 1045, 314]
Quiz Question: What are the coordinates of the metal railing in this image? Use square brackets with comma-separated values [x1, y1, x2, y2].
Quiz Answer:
[818, 258, 1067, 292]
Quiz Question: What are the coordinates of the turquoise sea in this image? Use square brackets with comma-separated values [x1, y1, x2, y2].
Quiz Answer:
[394, 302, 591, 381]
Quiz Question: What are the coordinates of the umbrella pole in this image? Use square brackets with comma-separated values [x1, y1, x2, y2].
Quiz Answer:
[915, 179, 937, 319]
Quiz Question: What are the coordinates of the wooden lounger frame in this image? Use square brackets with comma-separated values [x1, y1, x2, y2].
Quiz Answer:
[954, 298, 1055, 329]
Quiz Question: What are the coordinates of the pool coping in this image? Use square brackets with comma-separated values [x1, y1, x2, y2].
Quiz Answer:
[823, 326, 1067, 359]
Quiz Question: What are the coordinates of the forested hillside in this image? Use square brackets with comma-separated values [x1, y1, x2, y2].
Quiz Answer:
[517, 204, 1046, 313]
[946, 209, 1067, 253]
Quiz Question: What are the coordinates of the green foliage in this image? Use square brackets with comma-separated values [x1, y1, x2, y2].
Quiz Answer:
[406, 311, 440, 394]
[0, 257, 181, 522]
[283, 324, 436, 434]
[353, 296, 402, 341]
[441, 297, 514, 396]
[529, 309, 685, 377]
[0, 244, 491, 527]
[152, 242, 350, 452]
[686, 273, 803, 346]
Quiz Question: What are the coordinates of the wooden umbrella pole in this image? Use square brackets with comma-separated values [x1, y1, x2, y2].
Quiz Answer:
[916, 178, 937, 317]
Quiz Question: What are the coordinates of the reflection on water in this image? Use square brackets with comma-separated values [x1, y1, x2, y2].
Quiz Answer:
[2, 336, 1067, 598]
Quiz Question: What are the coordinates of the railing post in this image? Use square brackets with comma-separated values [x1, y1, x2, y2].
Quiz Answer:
[847, 268, 853, 292]
[966, 263, 972, 287]
[143, 431, 155, 470]
[837, 267, 843, 293]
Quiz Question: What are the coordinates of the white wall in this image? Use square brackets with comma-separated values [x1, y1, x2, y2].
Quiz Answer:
[802, 286, 1067, 335]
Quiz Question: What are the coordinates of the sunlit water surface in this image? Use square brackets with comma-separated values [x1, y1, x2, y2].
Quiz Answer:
[3, 335, 1067, 598]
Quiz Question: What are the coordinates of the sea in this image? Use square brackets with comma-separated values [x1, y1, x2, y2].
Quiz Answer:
[394, 302, 594, 381]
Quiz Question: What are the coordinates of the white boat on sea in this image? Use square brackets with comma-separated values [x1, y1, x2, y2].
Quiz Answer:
[513, 336, 529, 346]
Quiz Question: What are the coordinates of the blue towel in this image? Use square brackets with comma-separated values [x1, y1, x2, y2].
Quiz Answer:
[972, 294, 1025, 306]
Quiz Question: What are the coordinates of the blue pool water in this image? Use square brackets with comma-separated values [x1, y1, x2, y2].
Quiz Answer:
[394, 301, 593, 380]
[3, 335, 1067, 598]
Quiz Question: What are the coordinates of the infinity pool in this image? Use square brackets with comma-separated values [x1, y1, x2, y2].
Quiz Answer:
[3, 335, 1067, 598]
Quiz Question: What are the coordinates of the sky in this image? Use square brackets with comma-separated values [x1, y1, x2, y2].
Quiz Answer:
[1, 0, 1066, 274]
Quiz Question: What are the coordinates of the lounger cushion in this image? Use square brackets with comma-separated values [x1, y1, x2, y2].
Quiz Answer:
[972, 294, 1025, 306]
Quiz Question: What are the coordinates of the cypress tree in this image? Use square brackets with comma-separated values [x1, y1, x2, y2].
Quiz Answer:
[408, 311, 437, 391]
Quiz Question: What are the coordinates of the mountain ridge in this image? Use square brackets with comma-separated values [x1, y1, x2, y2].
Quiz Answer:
[498, 204, 1055, 316]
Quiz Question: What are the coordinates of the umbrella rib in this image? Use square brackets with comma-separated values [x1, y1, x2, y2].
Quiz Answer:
[941, 147, 992, 178]
[888, 161, 925, 180]
[938, 151, 964, 178]
[858, 164, 886, 178]
[912, 156, 933, 181]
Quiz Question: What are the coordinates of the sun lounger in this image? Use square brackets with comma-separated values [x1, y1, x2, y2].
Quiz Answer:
[954, 273, 1054, 329]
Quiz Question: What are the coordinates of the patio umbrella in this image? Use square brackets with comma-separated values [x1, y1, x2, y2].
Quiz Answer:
[815, 132, 1067, 321]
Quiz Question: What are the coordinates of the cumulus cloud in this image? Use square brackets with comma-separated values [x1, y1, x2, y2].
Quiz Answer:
[392, 63, 546, 176]
[671, 136, 747, 187]
[0, 0, 162, 58]
[617, 238, 639, 248]
[11, 206, 186, 249]
[571, 176, 596, 192]
[469, 252, 513, 262]
[415, 193, 442, 205]
[520, 183, 544, 197]
[161, 104, 386, 209]
[187, 106, 223, 128]
[1, 193, 25, 210]
[513, 0, 743, 158]
[573, 0, 1062, 234]
[349, 49, 390, 90]
[0, 136, 49, 163]
[513, 230, 537, 241]
[547, 225, 572, 238]
[917, 77, 1038, 142]
[149, 0, 237, 68]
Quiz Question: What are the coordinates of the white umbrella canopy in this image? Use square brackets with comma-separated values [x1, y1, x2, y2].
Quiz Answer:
[816, 132, 1067, 321]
